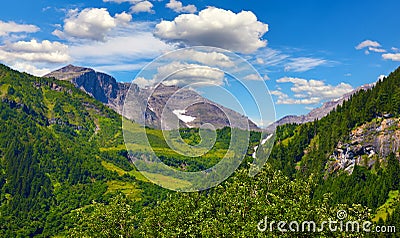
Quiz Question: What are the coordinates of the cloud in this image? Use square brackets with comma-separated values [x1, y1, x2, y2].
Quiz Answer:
[0, 22, 172, 77]
[355, 40, 381, 50]
[256, 58, 264, 64]
[252, 48, 288, 66]
[115, 12, 133, 23]
[134, 76, 156, 87]
[53, 8, 132, 41]
[156, 62, 225, 86]
[270, 90, 319, 105]
[130, 1, 154, 13]
[102, 0, 154, 14]
[0, 39, 70, 63]
[355, 40, 387, 55]
[6, 39, 67, 54]
[134, 61, 225, 87]
[272, 77, 353, 105]
[0, 39, 69, 76]
[68, 23, 173, 64]
[166, 0, 197, 13]
[284, 57, 327, 72]
[9, 62, 52, 76]
[243, 73, 263, 81]
[382, 53, 400, 61]
[103, 0, 141, 3]
[154, 7, 269, 54]
[94, 63, 147, 72]
[165, 49, 234, 68]
[391, 47, 399, 52]
[368, 47, 386, 53]
[0, 21, 39, 36]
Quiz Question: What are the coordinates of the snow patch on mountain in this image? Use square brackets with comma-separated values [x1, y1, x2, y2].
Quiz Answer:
[173, 109, 196, 123]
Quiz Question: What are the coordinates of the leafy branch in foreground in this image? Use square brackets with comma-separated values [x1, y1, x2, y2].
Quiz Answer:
[67, 193, 137, 238]
[67, 165, 372, 237]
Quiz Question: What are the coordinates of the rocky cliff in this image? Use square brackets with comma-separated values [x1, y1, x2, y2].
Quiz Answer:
[45, 65, 129, 114]
[325, 115, 400, 176]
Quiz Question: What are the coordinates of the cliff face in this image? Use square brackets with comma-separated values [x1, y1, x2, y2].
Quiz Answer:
[325, 116, 400, 176]
[45, 65, 259, 130]
[45, 65, 128, 114]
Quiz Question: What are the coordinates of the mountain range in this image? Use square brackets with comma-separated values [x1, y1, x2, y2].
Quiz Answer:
[46, 65, 379, 132]
[45, 65, 259, 130]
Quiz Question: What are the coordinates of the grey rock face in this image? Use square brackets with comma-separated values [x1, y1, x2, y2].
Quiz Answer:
[46, 65, 128, 114]
[325, 116, 400, 176]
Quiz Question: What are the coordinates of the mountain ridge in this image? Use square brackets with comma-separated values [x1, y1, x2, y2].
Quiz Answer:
[45, 65, 129, 114]
[45, 65, 259, 130]
[267, 82, 376, 130]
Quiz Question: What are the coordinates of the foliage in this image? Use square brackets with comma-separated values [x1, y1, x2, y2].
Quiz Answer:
[67, 193, 137, 238]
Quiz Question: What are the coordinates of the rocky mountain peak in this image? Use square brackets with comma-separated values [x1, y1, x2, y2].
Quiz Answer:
[46, 64, 94, 81]
[45, 65, 126, 112]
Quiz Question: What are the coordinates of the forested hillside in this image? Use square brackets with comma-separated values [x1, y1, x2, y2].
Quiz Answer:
[267, 67, 400, 227]
[0, 64, 168, 236]
[0, 64, 399, 237]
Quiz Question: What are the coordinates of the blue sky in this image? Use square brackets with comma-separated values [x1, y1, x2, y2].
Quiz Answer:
[1, 0, 400, 125]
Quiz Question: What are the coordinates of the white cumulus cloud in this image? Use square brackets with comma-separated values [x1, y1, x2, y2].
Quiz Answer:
[0, 21, 39, 36]
[134, 61, 225, 87]
[382, 53, 400, 61]
[130, 1, 154, 13]
[272, 77, 353, 105]
[9, 62, 52, 76]
[53, 8, 132, 41]
[102, 0, 154, 14]
[166, 0, 197, 13]
[115, 12, 133, 23]
[0, 39, 70, 64]
[6, 39, 68, 54]
[165, 49, 234, 68]
[69, 24, 173, 65]
[154, 7, 269, 54]
[103, 0, 141, 3]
